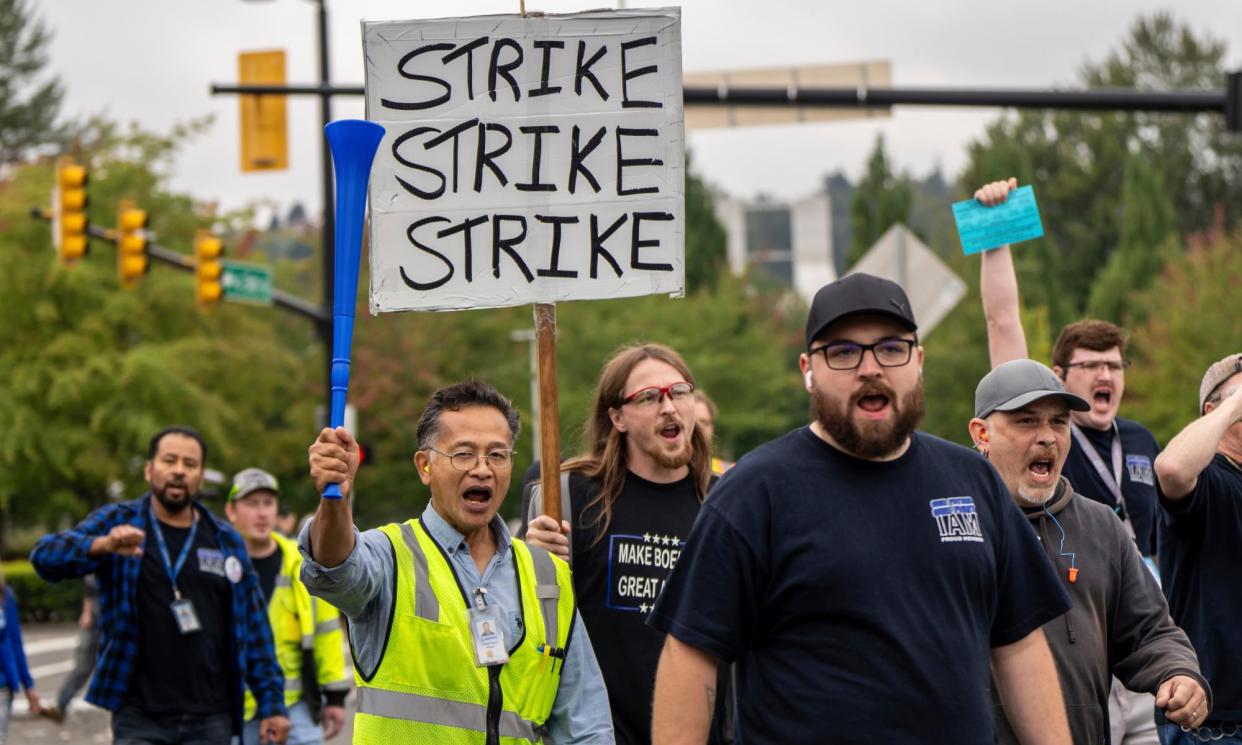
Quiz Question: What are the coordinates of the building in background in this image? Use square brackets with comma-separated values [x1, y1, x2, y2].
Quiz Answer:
[714, 193, 836, 304]
[713, 190, 964, 334]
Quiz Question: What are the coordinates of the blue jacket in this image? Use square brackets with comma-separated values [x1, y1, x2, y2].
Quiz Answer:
[0, 588, 33, 692]
[30, 495, 285, 731]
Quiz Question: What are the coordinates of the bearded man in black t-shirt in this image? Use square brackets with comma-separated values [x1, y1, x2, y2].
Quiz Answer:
[524, 342, 724, 745]
[649, 274, 1072, 745]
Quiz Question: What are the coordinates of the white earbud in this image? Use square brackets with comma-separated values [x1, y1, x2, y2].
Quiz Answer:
[804, 370, 814, 389]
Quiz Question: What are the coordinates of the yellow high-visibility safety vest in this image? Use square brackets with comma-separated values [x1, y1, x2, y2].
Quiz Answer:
[353, 518, 575, 744]
[243, 532, 351, 720]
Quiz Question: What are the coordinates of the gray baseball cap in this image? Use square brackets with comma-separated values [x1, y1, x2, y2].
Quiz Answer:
[974, 359, 1091, 419]
[228, 467, 280, 502]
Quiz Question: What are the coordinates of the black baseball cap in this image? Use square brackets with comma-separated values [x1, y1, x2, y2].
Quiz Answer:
[805, 273, 918, 348]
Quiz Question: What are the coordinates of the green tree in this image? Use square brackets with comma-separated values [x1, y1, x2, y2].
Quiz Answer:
[1086, 152, 1177, 323]
[683, 155, 727, 292]
[1124, 231, 1242, 446]
[0, 121, 320, 552]
[0, 0, 65, 163]
[848, 134, 913, 268]
[918, 249, 1054, 446]
[959, 13, 1242, 325]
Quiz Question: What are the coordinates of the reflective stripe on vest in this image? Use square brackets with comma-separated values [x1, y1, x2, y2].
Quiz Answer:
[354, 520, 576, 744]
[245, 535, 351, 722]
[526, 546, 560, 649]
[356, 687, 541, 743]
[398, 521, 440, 621]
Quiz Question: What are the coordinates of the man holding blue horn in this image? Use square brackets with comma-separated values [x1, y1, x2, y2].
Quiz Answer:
[300, 380, 614, 744]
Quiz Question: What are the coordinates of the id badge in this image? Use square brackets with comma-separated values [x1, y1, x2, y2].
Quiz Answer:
[468, 605, 509, 667]
[171, 598, 202, 635]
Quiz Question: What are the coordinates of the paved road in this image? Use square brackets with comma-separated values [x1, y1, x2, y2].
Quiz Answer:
[9, 623, 110, 744]
[10, 623, 355, 744]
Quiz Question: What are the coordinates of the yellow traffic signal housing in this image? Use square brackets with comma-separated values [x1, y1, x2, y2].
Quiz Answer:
[239, 50, 289, 172]
[54, 158, 89, 265]
[195, 230, 224, 306]
[117, 199, 149, 287]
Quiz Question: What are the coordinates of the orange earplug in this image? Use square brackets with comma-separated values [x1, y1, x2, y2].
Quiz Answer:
[1068, 567, 1079, 584]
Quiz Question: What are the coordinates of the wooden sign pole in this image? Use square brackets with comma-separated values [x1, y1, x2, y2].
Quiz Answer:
[534, 302, 562, 524]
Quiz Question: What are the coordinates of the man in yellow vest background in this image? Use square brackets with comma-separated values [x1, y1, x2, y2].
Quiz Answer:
[300, 379, 615, 744]
[226, 468, 351, 744]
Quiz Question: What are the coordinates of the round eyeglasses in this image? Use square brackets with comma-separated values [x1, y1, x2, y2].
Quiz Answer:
[426, 448, 514, 471]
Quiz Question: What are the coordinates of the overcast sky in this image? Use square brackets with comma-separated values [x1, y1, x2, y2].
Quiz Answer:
[36, 0, 1242, 221]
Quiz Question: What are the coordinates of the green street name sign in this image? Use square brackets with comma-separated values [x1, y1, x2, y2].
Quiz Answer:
[221, 260, 274, 305]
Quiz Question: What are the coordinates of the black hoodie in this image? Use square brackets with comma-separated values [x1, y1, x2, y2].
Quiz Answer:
[995, 478, 1209, 745]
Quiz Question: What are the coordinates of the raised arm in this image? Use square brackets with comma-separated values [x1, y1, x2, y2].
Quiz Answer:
[301, 426, 394, 621]
[652, 636, 719, 745]
[992, 628, 1071, 745]
[975, 178, 1030, 367]
[1155, 386, 1242, 500]
[307, 426, 361, 567]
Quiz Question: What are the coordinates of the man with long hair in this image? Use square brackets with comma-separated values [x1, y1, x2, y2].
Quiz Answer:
[525, 343, 723, 745]
[649, 274, 1073, 745]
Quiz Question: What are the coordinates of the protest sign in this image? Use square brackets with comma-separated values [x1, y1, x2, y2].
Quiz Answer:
[952, 184, 1045, 255]
[364, 8, 685, 313]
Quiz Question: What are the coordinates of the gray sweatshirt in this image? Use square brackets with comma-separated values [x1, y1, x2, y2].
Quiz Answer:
[995, 478, 1209, 745]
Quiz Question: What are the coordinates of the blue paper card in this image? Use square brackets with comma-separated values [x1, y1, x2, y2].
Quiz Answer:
[952, 185, 1045, 255]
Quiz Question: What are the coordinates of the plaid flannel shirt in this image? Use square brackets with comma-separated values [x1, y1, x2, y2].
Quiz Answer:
[30, 495, 285, 731]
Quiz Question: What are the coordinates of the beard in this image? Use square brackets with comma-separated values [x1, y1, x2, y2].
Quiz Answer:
[652, 440, 693, 470]
[1014, 484, 1057, 507]
[636, 416, 695, 471]
[812, 379, 926, 459]
[1013, 448, 1062, 506]
[153, 480, 194, 514]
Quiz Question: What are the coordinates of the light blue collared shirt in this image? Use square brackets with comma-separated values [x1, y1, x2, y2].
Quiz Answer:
[299, 504, 614, 744]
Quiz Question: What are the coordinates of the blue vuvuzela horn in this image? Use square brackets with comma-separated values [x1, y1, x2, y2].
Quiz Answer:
[322, 119, 384, 499]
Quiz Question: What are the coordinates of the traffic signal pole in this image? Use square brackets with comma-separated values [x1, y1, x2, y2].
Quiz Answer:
[314, 0, 335, 418]
[211, 75, 1242, 129]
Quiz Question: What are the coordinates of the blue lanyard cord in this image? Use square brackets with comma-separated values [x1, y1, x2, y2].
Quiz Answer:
[1041, 503, 1076, 571]
[149, 505, 199, 598]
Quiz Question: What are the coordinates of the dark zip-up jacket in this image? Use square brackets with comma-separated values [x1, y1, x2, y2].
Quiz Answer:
[996, 479, 1209, 745]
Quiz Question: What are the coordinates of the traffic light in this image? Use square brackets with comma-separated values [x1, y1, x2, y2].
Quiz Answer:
[116, 199, 149, 287]
[239, 50, 289, 172]
[194, 230, 223, 306]
[54, 158, 89, 265]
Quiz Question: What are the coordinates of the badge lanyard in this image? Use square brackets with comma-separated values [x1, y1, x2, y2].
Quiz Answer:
[149, 504, 199, 600]
[1070, 422, 1136, 540]
[150, 504, 204, 634]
